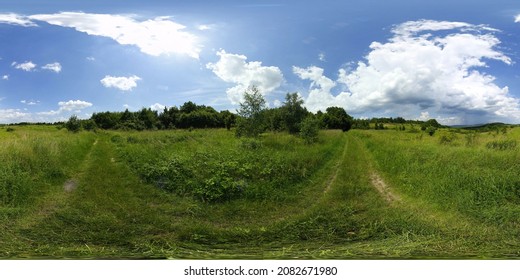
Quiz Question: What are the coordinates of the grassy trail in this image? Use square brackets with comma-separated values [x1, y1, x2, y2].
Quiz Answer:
[2, 128, 519, 259]
[8, 134, 175, 258]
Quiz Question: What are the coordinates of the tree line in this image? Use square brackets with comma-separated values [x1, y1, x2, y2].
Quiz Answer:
[66, 86, 354, 137]
[65, 86, 441, 139]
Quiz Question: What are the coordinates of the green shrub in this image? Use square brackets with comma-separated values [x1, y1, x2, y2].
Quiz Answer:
[300, 116, 321, 144]
[65, 115, 82, 133]
[240, 138, 262, 150]
[486, 140, 517, 150]
[439, 132, 457, 145]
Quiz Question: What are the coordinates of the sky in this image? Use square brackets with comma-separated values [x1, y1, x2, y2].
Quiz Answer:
[0, 0, 520, 125]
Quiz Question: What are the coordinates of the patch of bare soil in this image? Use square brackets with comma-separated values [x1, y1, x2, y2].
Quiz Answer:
[370, 172, 400, 203]
[63, 179, 78, 192]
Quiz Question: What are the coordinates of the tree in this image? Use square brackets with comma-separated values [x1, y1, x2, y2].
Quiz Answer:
[236, 85, 267, 138]
[300, 116, 321, 144]
[180, 101, 197, 114]
[91, 111, 120, 129]
[138, 108, 158, 129]
[323, 106, 353, 132]
[281, 92, 308, 134]
[82, 119, 97, 131]
[220, 110, 236, 130]
[65, 115, 82, 133]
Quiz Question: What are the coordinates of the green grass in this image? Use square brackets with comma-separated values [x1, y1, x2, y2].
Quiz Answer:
[1, 125, 520, 259]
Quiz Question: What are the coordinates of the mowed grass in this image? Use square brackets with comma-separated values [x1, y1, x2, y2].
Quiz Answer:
[0, 125, 520, 258]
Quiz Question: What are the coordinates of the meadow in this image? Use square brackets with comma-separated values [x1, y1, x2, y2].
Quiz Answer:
[0, 124, 519, 259]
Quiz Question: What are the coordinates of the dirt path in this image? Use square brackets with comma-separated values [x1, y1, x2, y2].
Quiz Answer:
[370, 172, 401, 203]
[324, 137, 349, 193]
[15, 136, 99, 230]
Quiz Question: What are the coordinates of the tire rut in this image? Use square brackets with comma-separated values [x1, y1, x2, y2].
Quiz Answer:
[370, 172, 401, 203]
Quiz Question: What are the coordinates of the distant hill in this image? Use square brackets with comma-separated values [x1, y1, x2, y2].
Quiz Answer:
[450, 122, 514, 130]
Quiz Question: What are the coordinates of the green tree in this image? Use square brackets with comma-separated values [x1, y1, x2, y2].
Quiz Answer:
[281, 92, 308, 134]
[235, 85, 267, 138]
[323, 106, 353, 131]
[300, 116, 321, 144]
[65, 115, 82, 133]
[82, 119, 97, 131]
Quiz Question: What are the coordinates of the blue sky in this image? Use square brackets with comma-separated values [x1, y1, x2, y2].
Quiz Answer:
[0, 0, 519, 125]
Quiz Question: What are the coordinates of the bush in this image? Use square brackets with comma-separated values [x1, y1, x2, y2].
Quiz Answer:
[486, 140, 517, 151]
[65, 115, 82, 133]
[439, 133, 457, 145]
[240, 138, 262, 150]
[82, 119, 97, 131]
[300, 116, 321, 144]
[427, 126, 437, 136]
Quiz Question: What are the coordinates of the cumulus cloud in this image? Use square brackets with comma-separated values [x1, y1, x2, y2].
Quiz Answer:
[58, 100, 93, 111]
[150, 103, 166, 111]
[38, 100, 93, 116]
[2, 75, 8, 80]
[515, 14, 520, 23]
[206, 50, 284, 104]
[295, 20, 520, 124]
[13, 61, 37, 71]
[42, 62, 62, 73]
[0, 109, 31, 123]
[293, 66, 351, 113]
[27, 12, 201, 58]
[100, 75, 141, 91]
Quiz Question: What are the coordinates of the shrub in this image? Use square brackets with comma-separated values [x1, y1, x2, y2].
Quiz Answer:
[486, 140, 517, 151]
[65, 115, 82, 133]
[240, 138, 262, 150]
[82, 119, 97, 131]
[439, 132, 457, 145]
[427, 126, 437, 136]
[300, 116, 321, 144]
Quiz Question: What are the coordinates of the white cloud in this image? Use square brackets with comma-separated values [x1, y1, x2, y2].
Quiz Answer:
[28, 12, 201, 58]
[206, 50, 284, 104]
[293, 66, 346, 112]
[197, 24, 213, 31]
[515, 14, 520, 23]
[2, 75, 8, 80]
[294, 20, 520, 124]
[0, 13, 37, 27]
[86, 56, 96, 61]
[21, 100, 40, 105]
[38, 100, 93, 117]
[100, 75, 141, 91]
[150, 103, 166, 111]
[0, 109, 32, 123]
[13, 61, 37, 71]
[42, 62, 62, 73]
[58, 100, 93, 112]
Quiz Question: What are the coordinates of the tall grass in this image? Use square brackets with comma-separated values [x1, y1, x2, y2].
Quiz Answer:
[0, 126, 96, 206]
[355, 128, 520, 227]
[112, 129, 344, 202]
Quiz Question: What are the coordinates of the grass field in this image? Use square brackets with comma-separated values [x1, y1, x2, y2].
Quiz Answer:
[0, 124, 519, 259]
